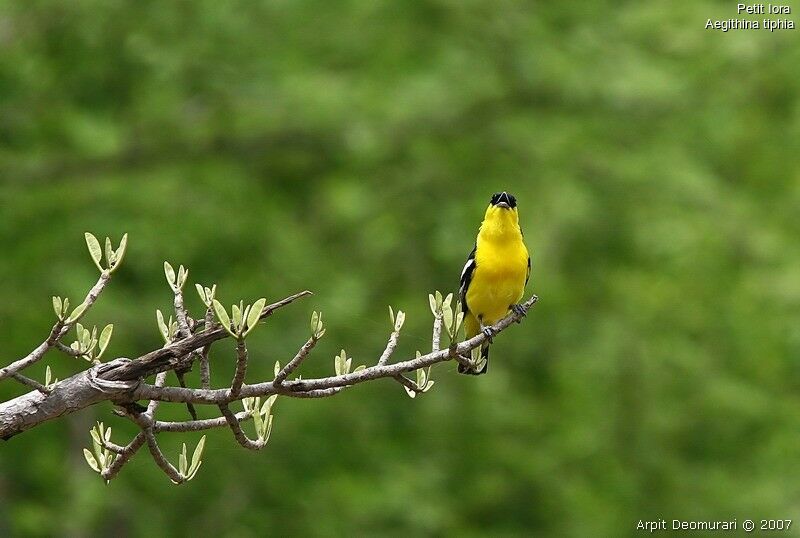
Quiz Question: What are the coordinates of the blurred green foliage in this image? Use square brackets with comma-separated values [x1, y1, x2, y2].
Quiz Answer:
[1, 1, 800, 536]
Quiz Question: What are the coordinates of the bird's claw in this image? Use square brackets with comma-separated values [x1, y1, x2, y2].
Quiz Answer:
[510, 303, 528, 321]
[481, 326, 495, 342]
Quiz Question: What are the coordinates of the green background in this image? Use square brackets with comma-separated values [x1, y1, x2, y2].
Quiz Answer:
[1, 1, 799, 536]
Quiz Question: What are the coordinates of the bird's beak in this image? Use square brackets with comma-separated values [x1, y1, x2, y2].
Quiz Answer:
[495, 191, 512, 209]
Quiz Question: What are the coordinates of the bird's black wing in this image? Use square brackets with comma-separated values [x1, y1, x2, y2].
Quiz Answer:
[526, 255, 531, 286]
[459, 245, 477, 313]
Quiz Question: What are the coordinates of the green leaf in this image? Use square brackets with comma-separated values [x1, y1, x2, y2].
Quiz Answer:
[83, 448, 100, 473]
[98, 324, 113, 357]
[253, 405, 263, 437]
[45, 365, 52, 386]
[444, 293, 453, 308]
[212, 300, 233, 335]
[156, 310, 169, 341]
[429, 294, 438, 316]
[388, 305, 394, 325]
[435, 290, 443, 306]
[353, 364, 366, 373]
[104, 237, 114, 267]
[195, 283, 206, 304]
[260, 395, 278, 416]
[53, 296, 63, 319]
[113, 233, 128, 271]
[179, 443, 188, 475]
[245, 298, 266, 335]
[67, 301, 88, 323]
[176, 265, 187, 289]
[231, 303, 242, 333]
[454, 311, 464, 334]
[274, 361, 281, 377]
[85, 233, 103, 271]
[404, 385, 417, 399]
[394, 310, 405, 331]
[164, 261, 176, 287]
[90, 426, 101, 446]
[189, 435, 206, 477]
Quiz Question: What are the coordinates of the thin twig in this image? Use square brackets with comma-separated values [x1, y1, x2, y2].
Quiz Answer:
[154, 411, 252, 433]
[229, 339, 247, 397]
[100, 432, 146, 482]
[134, 295, 539, 405]
[199, 307, 213, 389]
[431, 314, 443, 353]
[9, 372, 50, 394]
[377, 327, 401, 366]
[274, 337, 317, 385]
[54, 342, 82, 357]
[143, 428, 184, 483]
[392, 374, 419, 393]
[219, 404, 265, 450]
[0, 272, 110, 381]
[146, 372, 168, 416]
[102, 290, 312, 382]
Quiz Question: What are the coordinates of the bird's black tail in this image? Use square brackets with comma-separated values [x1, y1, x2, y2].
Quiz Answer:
[458, 342, 489, 375]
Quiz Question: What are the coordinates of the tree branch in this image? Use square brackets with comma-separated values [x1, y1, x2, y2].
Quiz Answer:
[0, 272, 110, 381]
[0, 237, 539, 485]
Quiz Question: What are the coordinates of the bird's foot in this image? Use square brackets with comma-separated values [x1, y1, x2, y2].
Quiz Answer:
[481, 325, 495, 343]
[510, 303, 528, 321]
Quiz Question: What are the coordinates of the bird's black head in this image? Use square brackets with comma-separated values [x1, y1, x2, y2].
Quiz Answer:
[489, 191, 517, 209]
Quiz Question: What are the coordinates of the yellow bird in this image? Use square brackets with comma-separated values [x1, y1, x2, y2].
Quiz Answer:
[459, 191, 530, 374]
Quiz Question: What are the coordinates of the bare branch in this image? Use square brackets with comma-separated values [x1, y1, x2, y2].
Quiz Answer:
[132, 295, 539, 406]
[274, 337, 317, 385]
[9, 372, 50, 394]
[0, 272, 110, 381]
[102, 290, 312, 382]
[143, 428, 184, 483]
[229, 340, 248, 397]
[146, 372, 169, 416]
[100, 432, 146, 482]
[378, 327, 401, 366]
[199, 308, 213, 389]
[219, 404, 266, 450]
[432, 314, 443, 353]
[154, 411, 252, 433]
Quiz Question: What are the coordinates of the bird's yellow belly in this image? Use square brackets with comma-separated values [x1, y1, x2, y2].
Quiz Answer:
[466, 253, 527, 325]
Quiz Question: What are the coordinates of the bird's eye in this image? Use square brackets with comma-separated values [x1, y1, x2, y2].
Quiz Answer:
[490, 193, 500, 204]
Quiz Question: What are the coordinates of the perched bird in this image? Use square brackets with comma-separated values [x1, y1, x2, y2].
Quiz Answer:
[459, 191, 530, 374]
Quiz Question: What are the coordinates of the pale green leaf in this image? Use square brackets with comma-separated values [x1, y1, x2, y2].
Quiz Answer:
[112, 233, 128, 271]
[195, 283, 206, 304]
[179, 443, 188, 475]
[245, 298, 266, 335]
[98, 324, 113, 357]
[83, 449, 100, 472]
[53, 296, 63, 319]
[105, 237, 114, 266]
[212, 300, 233, 335]
[67, 301, 88, 323]
[164, 261, 176, 287]
[84, 233, 103, 270]
[156, 310, 169, 341]
[231, 303, 242, 332]
[189, 435, 206, 476]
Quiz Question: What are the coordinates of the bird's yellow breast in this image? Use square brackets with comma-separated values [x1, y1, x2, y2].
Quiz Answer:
[466, 239, 528, 325]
